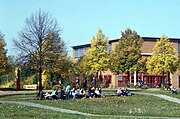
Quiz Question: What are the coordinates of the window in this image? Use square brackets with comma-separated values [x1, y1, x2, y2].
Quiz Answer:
[74, 48, 85, 58]
[108, 43, 112, 53]
[118, 76, 122, 81]
[178, 41, 180, 53]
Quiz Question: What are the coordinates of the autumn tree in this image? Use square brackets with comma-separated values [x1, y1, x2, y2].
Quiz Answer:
[0, 32, 11, 76]
[79, 29, 109, 80]
[109, 28, 143, 81]
[146, 36, 178, 87]
[13, 10, 61, 92]
[42, 31, 69, 81]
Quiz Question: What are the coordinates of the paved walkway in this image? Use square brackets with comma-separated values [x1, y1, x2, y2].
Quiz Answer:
[133, 92, 180, 104]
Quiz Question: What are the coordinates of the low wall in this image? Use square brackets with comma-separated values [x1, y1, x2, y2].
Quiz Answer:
[23, 84, 37, 89]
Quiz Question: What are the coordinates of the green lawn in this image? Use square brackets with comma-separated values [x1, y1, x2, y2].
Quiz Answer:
[0, 103, 91, 119]
[0, 94, 179, 118]
[140, 88, 180, 99]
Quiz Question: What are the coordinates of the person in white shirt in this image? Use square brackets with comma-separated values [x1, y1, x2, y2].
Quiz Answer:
[117, 88, 123, 96]
[79, 88, 86, 98]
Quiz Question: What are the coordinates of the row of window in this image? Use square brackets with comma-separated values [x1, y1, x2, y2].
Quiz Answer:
[74, 44, 112, 58]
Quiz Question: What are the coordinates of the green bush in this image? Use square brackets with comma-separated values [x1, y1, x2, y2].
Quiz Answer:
[43, 83, 51, 90]
[134, 84, 139, 89]
[141, 85, 149, 89]
[52, 85, 63, 90]
[126, 82, 130, 88]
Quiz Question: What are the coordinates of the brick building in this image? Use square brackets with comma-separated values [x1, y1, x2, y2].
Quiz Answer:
[72, 37, 180, 89]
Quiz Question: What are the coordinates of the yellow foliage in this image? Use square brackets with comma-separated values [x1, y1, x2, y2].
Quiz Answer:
[24, 74, 35, 85]
[1, 79, 16, 88]
[42, 71, 48, 86]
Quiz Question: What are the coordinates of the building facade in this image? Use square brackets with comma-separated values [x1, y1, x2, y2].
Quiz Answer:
[72, 37, 180, 89]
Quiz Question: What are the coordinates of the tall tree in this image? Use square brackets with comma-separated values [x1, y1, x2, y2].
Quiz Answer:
[146, 36, 178, 87]
[80, 29, 109, 79]
[109, 28, 143, 81]
[0, 32, 11, 76]
[42, 32, 69, 81]
[13, 10, 61, 92]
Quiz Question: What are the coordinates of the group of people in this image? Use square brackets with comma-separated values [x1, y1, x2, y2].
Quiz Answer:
[52, 79, 63, 87]
[75, 77, 88, 90]
[71, 88, 86, 99]
[117, 88, 133, 96]
[42, 88, 66, 100]
[88, 87, 104, 98]
[41, 85, 104, 100]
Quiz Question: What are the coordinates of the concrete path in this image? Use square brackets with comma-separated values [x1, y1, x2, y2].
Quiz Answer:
[0, 100, 179, 119]
[134, 92, 180, 104]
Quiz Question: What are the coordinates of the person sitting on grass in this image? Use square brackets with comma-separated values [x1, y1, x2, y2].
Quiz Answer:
[154, 80, 159, 88]
[50, 88, 59, 99]
[172, 87, 178, 94]
[79, 88, 86, 98]
[37, 91, 45, 100]
[58, 88, 66, 100]
[117, 88, 123, 96]
[44, 92, 51, 100]
[71, 88, 78, 99]
[124, 88, 133, 96]
[95, 88, 104, 98]
[88, 87, 95, 98]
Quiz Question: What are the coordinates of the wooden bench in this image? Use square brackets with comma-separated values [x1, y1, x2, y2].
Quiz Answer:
[23, 84, 37, 89]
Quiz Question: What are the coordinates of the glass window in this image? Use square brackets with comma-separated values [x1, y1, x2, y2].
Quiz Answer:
[74, 48, 86, 58]
[74, 49, 78, 58]
[108, 44, 112, 53]
[118, 76, 122, 81]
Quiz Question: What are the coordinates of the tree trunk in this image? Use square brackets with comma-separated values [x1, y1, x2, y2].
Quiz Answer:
[16, 68, 20, 91]
[136, 70, 139, 82]
[162, 72, 164, 90]
[127, 71, 130, 82]
[39, 66, 43, 92]
[167, 72, 170, 83]
[127, 71, 130, 87]
[99, 71, 103, 82]
[50, 72, 53, 82]
[96, 71, 98, 79]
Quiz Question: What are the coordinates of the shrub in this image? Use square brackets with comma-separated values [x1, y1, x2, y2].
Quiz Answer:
[52, 85, 63, 90]
[43, 82, 51, 90]
[134, 84, 139, 89]
[141, 85, 149, 89]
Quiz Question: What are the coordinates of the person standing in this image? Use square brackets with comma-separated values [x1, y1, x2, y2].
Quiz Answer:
[83, 78, 87, 90]
[65, 84, 71, 100]
[59, 80, 62, 86]
[92, 77, 96, 88]
[75, 77, 80, 89]
[52, 80, 57, 87]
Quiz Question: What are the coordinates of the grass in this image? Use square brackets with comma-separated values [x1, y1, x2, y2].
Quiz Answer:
[0, 93, 179, 118]
[140, 88, 180, 99]
[0, 103, 90, 119]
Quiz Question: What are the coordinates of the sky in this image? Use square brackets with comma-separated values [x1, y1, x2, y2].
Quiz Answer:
[0, 0, 180, 56]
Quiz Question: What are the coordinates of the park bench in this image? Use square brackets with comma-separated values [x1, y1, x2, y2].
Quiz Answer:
[23, 84, 37, 89]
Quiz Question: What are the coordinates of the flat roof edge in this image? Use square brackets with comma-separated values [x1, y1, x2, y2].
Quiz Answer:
[71, 37, 180, 48]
